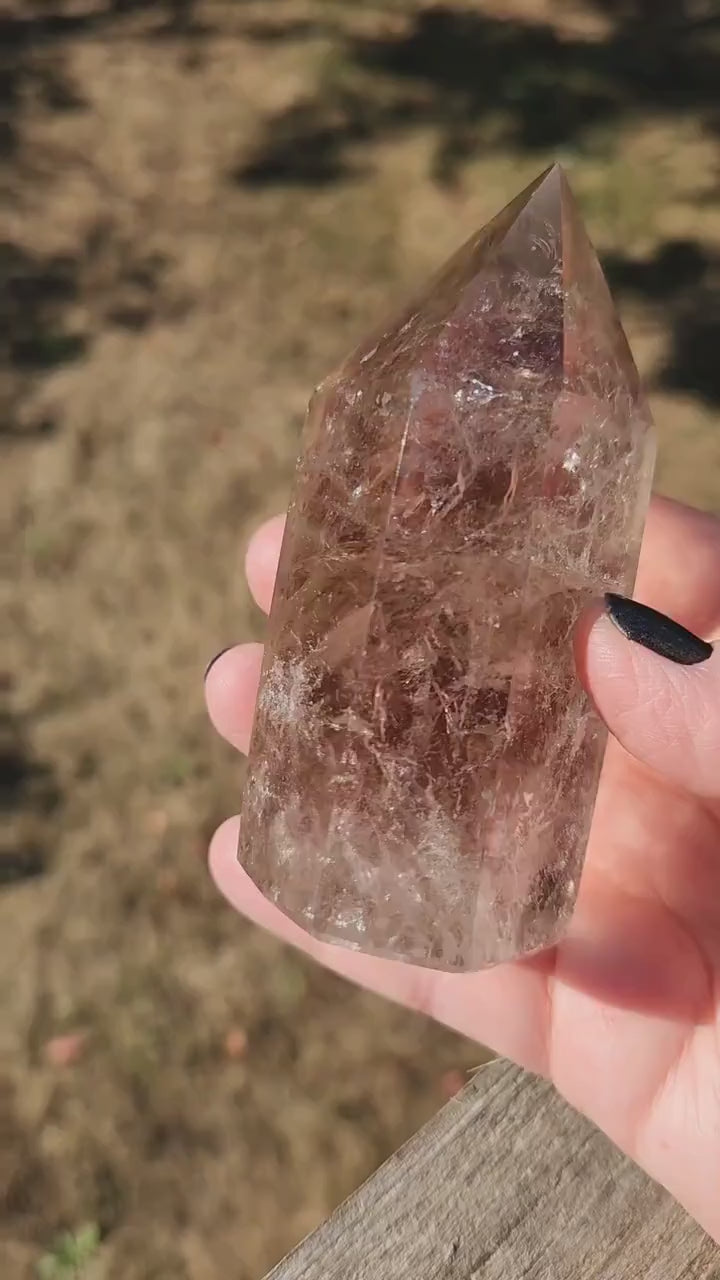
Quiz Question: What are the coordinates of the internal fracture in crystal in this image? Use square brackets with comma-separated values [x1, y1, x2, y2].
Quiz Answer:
[239, 165, 656, 971]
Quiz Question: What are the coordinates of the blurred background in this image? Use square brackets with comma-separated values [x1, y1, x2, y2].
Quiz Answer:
[2, 1, 719, 1276]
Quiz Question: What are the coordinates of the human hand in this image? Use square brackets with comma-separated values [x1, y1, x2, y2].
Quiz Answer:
[205, 495, 720, 1241]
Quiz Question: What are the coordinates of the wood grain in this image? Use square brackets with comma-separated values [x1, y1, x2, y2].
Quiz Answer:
[265, 1058, 719, 1279]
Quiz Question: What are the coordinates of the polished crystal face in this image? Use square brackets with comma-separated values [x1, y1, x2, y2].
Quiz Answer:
[239, 165, 656, 971]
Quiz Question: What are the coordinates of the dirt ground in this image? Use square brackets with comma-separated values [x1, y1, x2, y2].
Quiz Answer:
[2, 2, 719, 1277]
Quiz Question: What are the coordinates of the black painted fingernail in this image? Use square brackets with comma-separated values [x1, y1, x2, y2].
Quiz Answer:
[604, 594, 713, 666]
[204, 647, 232, 681]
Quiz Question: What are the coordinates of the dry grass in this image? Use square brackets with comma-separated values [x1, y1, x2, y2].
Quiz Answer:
[2, 1, 719, 1276]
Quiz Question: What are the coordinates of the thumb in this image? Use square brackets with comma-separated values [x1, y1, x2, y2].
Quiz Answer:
[577, 594, 719, 799]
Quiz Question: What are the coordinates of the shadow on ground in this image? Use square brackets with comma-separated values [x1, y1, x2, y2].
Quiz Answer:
[0, 227, 177, 437]
[237, 2, 719, 184]
[0, 0, 222, 161]
[0, 243, 87, 386]
[606, 241, 720, 405]
[3, 2, 719, 406]
[232, 2, 720, 404]
[0, 707, 60, 887]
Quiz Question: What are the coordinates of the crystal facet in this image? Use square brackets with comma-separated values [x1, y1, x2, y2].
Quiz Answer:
[239, 165, 656, 971]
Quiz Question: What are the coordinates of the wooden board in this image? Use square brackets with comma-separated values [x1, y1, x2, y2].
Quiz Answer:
[265, 1058, 719, 1279]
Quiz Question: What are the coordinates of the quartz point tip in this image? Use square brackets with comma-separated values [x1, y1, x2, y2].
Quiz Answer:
[239, 165, 656, 972]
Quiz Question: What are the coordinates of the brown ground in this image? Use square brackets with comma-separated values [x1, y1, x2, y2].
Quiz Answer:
[2, 2, 719, 1277]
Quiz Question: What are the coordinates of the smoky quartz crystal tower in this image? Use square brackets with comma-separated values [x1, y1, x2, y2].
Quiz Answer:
[239, 165, 656, 971]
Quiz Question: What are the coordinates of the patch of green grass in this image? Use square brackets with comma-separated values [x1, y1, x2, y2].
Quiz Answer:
[24, 525, 58, 569]
[37, 1224, 100, 1279]
[571, 141, 667, 251]
[271, 956, 309, 1011]
[159, 754, 193, 787]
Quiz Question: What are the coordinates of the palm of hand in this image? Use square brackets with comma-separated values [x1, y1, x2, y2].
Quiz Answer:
[548, 736, 719, 1236]
[206, 497, 720, 1239]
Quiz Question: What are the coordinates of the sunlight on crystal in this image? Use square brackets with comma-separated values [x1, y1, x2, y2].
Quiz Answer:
[240, 165, 656, 972]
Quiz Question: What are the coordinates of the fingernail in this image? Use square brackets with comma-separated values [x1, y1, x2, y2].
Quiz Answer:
[604, 594, 713, 666]
[204, 647, 232, 681]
